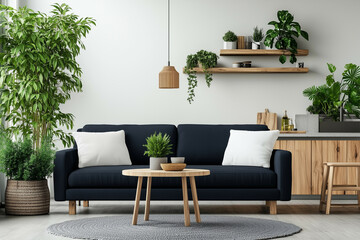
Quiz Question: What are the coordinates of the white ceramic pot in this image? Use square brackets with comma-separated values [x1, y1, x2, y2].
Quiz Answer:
[149, 157, 167, 170]
[223, 41, 237, 49]
[252, 42, 260, 49]
[171, 157, 185, 163]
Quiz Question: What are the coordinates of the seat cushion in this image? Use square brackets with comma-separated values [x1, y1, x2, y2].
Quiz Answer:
[80, 124, 177, 165]
[68, 165, 277, 189]
[177, 124, 269, 165]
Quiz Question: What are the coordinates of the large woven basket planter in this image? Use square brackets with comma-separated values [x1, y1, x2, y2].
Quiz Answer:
[5, 179, 50, 215]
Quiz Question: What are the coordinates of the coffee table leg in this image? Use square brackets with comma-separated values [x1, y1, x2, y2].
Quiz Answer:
[132, 176, 143, 225]
[190, 176, 201, 223]
[144, 177, 152, 221]
[182, 177, 190, 227]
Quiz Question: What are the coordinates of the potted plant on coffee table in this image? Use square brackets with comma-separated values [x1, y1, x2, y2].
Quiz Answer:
[143, 132, 173, 170]
[0, 3, 95, 215]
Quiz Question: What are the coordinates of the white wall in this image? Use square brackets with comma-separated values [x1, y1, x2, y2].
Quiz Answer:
[19, 0, 360, 132]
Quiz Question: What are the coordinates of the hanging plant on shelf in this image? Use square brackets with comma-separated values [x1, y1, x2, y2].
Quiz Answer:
[184, 50, 219, 104]
[264, 10, 309, 64]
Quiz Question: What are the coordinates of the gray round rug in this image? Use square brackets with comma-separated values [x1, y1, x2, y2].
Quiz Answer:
[47, 215, 302, 240]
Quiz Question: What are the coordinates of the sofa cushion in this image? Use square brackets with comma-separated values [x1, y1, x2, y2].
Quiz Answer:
[73, 130, 132, 168]
[68, 165, 277, 189]
[177, 124, 269, 165]
[80, 124, 177, 165]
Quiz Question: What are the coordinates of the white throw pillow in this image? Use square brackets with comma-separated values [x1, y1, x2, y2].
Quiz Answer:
[222, 130, 279, 168]
[73, 130, 132, 168]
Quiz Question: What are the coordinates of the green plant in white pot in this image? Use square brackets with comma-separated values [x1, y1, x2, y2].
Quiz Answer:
[252, 26, 264, 49]
[222, 30, 237, 49]
[143, 132, 173, 170]
[0, 3, 95, 215]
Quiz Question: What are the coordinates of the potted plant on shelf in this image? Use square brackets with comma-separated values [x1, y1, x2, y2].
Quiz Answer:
[0, 4, 95, 215]
[303, 63, 360, 132]
[184, 50, 219, 104]
[222, 30, 237, 49]
[143, 132, 173, 170]
[252, 26, 264, 49]
[264, 10, 309, 64]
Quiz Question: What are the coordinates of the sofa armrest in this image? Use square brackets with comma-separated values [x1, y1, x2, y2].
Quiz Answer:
[54, 148, 79, 201]
[271, 149, 292, 201]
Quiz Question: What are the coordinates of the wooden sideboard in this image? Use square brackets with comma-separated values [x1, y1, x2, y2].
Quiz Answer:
[275, 138, 360, 195]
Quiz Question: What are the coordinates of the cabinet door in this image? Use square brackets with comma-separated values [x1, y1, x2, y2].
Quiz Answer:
[311, 140, 347, 195]
[278, 140, 312, 195]
[346, 141, 360, 195]
[274, 140, 281, 149]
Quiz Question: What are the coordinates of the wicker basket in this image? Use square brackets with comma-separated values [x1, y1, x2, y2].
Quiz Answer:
[5, 179, 50, 215]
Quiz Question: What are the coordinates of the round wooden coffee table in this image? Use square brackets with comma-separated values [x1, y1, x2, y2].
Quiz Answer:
[122, 168, 210, 227]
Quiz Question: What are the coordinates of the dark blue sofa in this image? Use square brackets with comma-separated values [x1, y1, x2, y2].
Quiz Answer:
[54, 124, 292, 214]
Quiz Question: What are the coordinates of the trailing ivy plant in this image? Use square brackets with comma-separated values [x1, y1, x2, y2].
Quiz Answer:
[0, 4, 96, 149]
[184, 50, 218, 103]
[222, 31, 237, 42]
[303, 63, 360, 121]
[264, 10, 309, 64]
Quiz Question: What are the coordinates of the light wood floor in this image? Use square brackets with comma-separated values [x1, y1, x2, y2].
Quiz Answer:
[0, 200, 359, 240]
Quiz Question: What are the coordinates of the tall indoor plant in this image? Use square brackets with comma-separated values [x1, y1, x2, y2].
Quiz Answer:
[264, 10, 309, 64]
[0, 3, 95, 215]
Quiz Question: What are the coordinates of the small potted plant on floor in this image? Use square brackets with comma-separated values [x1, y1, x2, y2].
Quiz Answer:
[222, 30, 237, 49]
[143, 132, 173, 170]
[0, 135, 55, 215]
[184, 50, 219, 103]
[252, 26, 264, 49]
[264, 10, 309, 64]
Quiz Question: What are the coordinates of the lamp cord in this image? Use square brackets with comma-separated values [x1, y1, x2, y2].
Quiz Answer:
[167, 0, 170, 66]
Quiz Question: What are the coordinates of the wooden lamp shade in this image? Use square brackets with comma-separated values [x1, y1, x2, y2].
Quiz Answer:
[159, 66, 179, 88]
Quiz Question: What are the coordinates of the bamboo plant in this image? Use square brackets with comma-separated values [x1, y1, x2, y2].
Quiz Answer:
[0, 3, 96, 149]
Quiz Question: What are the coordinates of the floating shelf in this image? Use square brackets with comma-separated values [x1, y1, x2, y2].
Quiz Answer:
[183, 67, 309, 73]
[220, 49, 309, 56]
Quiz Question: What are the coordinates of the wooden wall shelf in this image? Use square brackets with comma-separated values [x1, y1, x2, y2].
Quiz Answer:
[183, 67, 309, 73]
[220, 49, 309, 56]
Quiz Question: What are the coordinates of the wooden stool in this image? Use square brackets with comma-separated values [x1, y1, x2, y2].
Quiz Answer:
[319, 162, 360, 214]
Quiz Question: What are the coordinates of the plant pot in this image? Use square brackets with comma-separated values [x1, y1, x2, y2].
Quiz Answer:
[252, 42, 261, 49]
[319, 115, 360, 132]
[5, 179, 50, 215]
[149, 157, 167, 170]
[223, 41, 237, 49]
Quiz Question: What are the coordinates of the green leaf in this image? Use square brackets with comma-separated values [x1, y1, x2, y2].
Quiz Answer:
[326, 75, 335, 86]
[279, 55, 286, 64]
[300, 30, 309, 40]
[327, 63, 336, 73]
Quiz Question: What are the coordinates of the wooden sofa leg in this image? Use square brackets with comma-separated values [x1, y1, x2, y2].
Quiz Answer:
[83, 200, 89, 207]
[266, 201, 277, 215]
[69, 201, 76, 215]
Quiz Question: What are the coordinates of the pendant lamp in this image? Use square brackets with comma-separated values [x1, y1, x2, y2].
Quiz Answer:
[159, 0, 179, 89]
